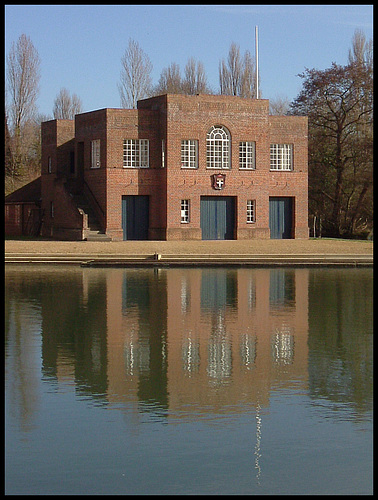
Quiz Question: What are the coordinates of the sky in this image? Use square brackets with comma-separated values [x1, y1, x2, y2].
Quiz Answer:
[4, 4, 374, 118]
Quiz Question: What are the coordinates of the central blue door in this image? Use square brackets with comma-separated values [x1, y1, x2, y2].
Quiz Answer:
[122, 195, 149, 240]
[200, 196, 235, 240]
[269, 197, 293, 239]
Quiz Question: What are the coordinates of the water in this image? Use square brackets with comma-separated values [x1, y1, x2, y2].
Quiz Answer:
[5, 266, 373, 495]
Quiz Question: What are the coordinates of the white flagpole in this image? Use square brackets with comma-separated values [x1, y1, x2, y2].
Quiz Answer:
[255, 26, 259, 99]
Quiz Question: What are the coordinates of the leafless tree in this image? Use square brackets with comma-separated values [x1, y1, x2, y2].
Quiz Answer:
[219, 42, 258, 98]
[53, 88, 83, 119]
[240, 50, 257, 98]
[348, 28, 373, 68]
[269, 95, 290, 115]
[182, 58, 212, 94]
[118, 38, 153, 109]
[154, 62, 183, 94]
[6, 34, 41, 185]
[219, 42, 241, 96]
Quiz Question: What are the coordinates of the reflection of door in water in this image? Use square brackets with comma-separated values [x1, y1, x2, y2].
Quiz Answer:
[200, 196, 235, 240]
[122, 195, 149, 240]
[200, 269, 237, 311]
[269, 197, 293, 239]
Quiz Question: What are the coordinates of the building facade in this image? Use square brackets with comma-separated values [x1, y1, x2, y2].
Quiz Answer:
[40, 94, 308, 241]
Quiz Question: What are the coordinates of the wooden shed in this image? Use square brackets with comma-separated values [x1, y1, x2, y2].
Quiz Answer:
[5, 177, 43, 237]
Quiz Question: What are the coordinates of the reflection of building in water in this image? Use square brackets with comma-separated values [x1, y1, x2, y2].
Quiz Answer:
[104, 267, 309, 418]
[165, 268, 308, 415]
[35, 266, 308, 417]
[106, 269, 168, 416]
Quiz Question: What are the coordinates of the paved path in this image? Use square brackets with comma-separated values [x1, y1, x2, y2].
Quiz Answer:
[5, 238, 373, 266]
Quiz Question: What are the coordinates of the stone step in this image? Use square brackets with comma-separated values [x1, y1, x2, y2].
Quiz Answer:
[85, 231, 112, 242]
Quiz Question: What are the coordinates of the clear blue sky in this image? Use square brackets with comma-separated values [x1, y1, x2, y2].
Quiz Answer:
[5, 4, 373, 117]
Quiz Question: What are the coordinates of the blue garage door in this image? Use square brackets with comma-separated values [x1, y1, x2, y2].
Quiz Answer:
[122, 195, 149, 240]
[269, 197, 293, 239]
[200, 196, 235, 240]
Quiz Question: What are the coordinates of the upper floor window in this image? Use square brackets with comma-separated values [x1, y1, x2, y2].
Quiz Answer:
[123, 139, 149, 168]
[181, 140, 198, 169]
[270, 144, 293, 171]
[206, 125, 230, 169]
[48, 156, 52, 173]
[239, 141, 256, 169]
[91, 139, 101, 169]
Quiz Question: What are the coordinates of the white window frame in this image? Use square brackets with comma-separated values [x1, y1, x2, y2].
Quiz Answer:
[181, 199, 190, 223]
[123, 139, 149, 168]
[206, 125, 230, 169]
[270, 144, 293, 171]
[239, 141, 256, 169]
[181, 140, 198, 169]
[162, 139, 165, 168]
[247, 199, 256, 223]
[91, 139, 101, 169]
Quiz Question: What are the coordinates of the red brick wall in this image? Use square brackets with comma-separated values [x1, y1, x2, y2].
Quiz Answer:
[41, 120, 83, 239]
[143, 94, 308, 240]
[41, 94, 308, 241]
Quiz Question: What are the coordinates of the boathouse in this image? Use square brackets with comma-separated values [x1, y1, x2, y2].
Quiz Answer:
[10, 94, 309, 241]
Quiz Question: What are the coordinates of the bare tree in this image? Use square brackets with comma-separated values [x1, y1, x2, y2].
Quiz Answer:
[269, 95, 290, 115]
[182, 58, 211, 94]
[53, 88, 83, 119]
[5, 113, 13, 179]
[219, 42, 242, 96]
[219, 42, 258, 98]
[6, 33, 41, 185]
[240, 50, 256, 98]
[348, 28, 373, 68]
[154, 62, 183, 94]
[118, 38, 153, 109]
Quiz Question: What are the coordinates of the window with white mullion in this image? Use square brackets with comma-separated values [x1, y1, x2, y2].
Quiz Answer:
[247, 200, 256, 223]
[270, 144, 292, 170]
[181, 140, 198, 168]
[181, 199, 190, 223]
[123, 139, 149, 168]
[207, 125, 230, 169]
[239, 141, 255, 169]
[91, 140, 101, 169]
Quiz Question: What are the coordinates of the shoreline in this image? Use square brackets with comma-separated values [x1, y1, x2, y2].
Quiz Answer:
[5, 238, 373, 267]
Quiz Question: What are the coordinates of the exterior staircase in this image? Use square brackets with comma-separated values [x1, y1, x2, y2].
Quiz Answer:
[71, 192, 111, 241]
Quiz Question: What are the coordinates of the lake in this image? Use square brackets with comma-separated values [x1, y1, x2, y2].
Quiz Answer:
[5, 265, 373, 495]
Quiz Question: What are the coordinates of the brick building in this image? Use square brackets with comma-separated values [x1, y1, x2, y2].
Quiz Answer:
[39, 93, 308, 241]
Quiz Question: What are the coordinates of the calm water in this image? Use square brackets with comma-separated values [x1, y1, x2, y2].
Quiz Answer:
[5, 265, 373, 495]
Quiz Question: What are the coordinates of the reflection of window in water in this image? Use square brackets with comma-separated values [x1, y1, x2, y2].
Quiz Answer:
[240, 333, 257, 370]
[182, 336, 200, 375]
[207, 311, 232, 382]
[248, 278, 256, 309]
[269, 269, 295, 309]
[201, 269, 237, 311]
[181, 276, 191, 314]
[271, 325, 294, 365]
[124, 334, 150, 376]
[207, 338, 232, 382]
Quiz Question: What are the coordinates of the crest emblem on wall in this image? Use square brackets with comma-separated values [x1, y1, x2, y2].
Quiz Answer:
[211, 174, 226, 190]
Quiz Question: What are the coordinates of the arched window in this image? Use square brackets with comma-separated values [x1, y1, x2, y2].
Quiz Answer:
[206, 125, 231, 169]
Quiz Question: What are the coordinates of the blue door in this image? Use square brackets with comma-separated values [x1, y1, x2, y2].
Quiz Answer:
[200, 196, 235, 240]
[269, 197, 293, 239]
[122, 195, 149, 240]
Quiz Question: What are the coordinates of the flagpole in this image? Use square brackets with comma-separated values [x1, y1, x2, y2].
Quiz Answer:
[255, 26, 259, 99]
